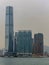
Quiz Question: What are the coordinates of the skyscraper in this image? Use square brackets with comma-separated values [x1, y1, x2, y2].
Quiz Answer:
[15, 30, 32, 56]
[5, 6, 14, 53]
[34, 33, 43, 55]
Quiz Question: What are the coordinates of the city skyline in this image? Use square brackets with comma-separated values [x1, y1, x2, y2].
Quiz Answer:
[0, 0, 49, 49]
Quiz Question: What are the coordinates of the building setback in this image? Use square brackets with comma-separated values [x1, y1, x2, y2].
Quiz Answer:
[34, 33, 43, 55]
[5, 6, 14, 53]
[15, 30, 32, 55]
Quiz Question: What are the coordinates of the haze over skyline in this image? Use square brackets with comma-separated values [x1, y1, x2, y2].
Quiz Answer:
[0, 0, 49, 49]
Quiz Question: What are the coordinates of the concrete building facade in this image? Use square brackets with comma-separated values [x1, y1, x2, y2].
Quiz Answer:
[34, 33, 43, 55]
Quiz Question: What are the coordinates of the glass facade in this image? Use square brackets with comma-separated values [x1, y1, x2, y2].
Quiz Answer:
[15, 30, 32, 55]
[5, 6, 14, 52]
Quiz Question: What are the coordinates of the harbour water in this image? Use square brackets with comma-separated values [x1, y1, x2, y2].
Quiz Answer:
[0, 58, 49, 65]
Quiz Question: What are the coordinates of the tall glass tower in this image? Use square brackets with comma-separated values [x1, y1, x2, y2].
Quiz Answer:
[5, 6, 14, 52]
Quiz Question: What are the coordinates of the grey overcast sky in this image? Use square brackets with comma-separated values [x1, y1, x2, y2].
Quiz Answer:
[0, 0, 49, 49]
